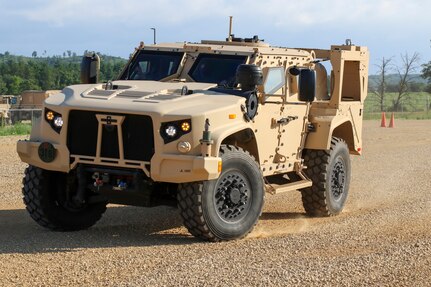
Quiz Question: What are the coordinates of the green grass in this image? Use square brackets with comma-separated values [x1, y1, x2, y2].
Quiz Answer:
[0, 123, 32, 136]
[364, 92, 431, 120]
[364, 92, 430, 113]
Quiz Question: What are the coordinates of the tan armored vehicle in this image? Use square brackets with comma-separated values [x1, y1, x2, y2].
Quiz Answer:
[17, 34, 368, 241]
[9, 90, 61, 123]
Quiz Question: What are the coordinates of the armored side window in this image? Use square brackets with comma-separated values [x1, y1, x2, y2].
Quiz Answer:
[189, 54, 247, 86]
[120, 50, 184, 81]
[263, 67, 285, 95]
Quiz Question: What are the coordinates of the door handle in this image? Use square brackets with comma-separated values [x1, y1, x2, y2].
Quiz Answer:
[277, 116, 298, 125]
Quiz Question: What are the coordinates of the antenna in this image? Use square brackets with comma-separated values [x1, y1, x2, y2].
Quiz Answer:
[228, 16, 233, 42]
[151, 28, 156, 44]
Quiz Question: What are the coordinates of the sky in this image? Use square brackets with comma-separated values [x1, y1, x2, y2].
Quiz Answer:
[0, 0, 430, 74]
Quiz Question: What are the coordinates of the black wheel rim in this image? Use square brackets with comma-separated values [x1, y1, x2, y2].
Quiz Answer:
[214, 170, 251, 223]
[330, 156, 346, 201]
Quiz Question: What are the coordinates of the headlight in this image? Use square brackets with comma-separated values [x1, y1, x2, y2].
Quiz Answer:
[165, 125, 177, 137]
[44, 108, 63, 133]
[160, 119, 192, 144]
[53, 116, 64, 128]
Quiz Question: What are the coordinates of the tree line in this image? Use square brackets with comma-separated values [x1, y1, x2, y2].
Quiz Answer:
[0, 52, 127, 95]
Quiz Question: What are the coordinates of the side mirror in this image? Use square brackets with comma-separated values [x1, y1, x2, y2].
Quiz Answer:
[80, 53, 100, 84]
[298, 69, 316, 102]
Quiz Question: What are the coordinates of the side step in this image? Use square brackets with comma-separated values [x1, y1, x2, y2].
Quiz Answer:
[265, 179, 312, 194]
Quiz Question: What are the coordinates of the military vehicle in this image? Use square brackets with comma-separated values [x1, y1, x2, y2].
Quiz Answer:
[0, 104, 9, 124]
[8, 90, 60, 124]
[0, 95, 14, 124]
[17, 29, 369, 241]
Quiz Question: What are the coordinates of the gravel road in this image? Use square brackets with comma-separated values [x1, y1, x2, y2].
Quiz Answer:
[0, 120, 430, 286]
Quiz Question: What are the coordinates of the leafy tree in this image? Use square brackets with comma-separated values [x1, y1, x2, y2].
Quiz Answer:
[37, 62, 54, 90]
[421, 39, 431, 93]
[0, 77, 7, 94]
[422, 61, 431, 84]
[408, 82, 425, 92]
[0, 52, 127, 95]
[5, 75, 24, 95]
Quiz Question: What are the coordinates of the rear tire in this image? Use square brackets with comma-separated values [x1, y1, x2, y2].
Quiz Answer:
[177, 145, 264, 241]
[301, 137, 351, 216]
[22, 165, 107, 231]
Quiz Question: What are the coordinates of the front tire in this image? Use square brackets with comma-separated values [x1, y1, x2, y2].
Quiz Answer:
[177, 145, 264, 241]
[301, 137, 351, 216]
[22, 165, 107, 231]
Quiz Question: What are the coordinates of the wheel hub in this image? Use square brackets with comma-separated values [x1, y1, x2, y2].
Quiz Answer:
[215, 172, 250, 222]
[331, 157, 346, 200]
[228, 188, 241, 204]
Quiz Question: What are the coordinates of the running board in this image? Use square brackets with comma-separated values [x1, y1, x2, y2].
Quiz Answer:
[265, 179, 312, 194]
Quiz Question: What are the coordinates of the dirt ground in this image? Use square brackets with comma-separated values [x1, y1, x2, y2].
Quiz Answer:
[0, 120, 430, 286]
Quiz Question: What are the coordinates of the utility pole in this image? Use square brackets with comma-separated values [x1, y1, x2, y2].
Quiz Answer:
[151, 28, 156, 44]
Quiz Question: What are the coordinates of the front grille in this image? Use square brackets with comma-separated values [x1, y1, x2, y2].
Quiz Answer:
[101, 125, 119, 158]
[67, 110, 154, 162]
[68, 111, 98, 156]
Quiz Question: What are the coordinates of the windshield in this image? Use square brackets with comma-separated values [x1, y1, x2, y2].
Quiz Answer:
[189, 54, 247, 86]
[120, 50, 183, 81]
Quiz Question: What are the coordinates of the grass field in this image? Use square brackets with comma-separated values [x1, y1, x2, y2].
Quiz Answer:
[364, 92, 431, 120]
[364, 92, 430, 113]
[0, 123, 31, 136]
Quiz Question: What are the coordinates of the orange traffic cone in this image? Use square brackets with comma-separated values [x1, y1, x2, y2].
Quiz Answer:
[380, 112, 386, 127]
[388, 112, 395, 128]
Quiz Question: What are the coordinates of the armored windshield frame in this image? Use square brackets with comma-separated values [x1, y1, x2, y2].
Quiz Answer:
[188, 53, 247, 86]
[119, 50, 184, 81]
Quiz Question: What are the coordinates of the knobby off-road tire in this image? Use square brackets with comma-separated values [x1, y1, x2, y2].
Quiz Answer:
[22, 165, 107, 231]
[177, 145, 264, 242]
[301, 137, 351, 217]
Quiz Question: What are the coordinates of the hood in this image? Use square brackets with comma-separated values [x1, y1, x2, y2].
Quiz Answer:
[46, 80, 245, 116]
[81, 81, 216, 102]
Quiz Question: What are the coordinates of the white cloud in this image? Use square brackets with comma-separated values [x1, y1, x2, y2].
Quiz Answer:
[10, 0, 230, 26]
[10, 0, 430, 32]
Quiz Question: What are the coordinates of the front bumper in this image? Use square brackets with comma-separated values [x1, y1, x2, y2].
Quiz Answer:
[17, 140, 221, 183]
[17, 140, 70, 172]
[151, 154, 221, 183]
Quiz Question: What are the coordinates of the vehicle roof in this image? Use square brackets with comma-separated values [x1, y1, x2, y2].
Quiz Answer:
[143, 41, 311, 57]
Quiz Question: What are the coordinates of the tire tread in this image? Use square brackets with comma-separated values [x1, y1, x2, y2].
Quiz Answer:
[301, 137, 347, 217]
[177, 145, 262, 242]
[22, 165, 107, 231]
